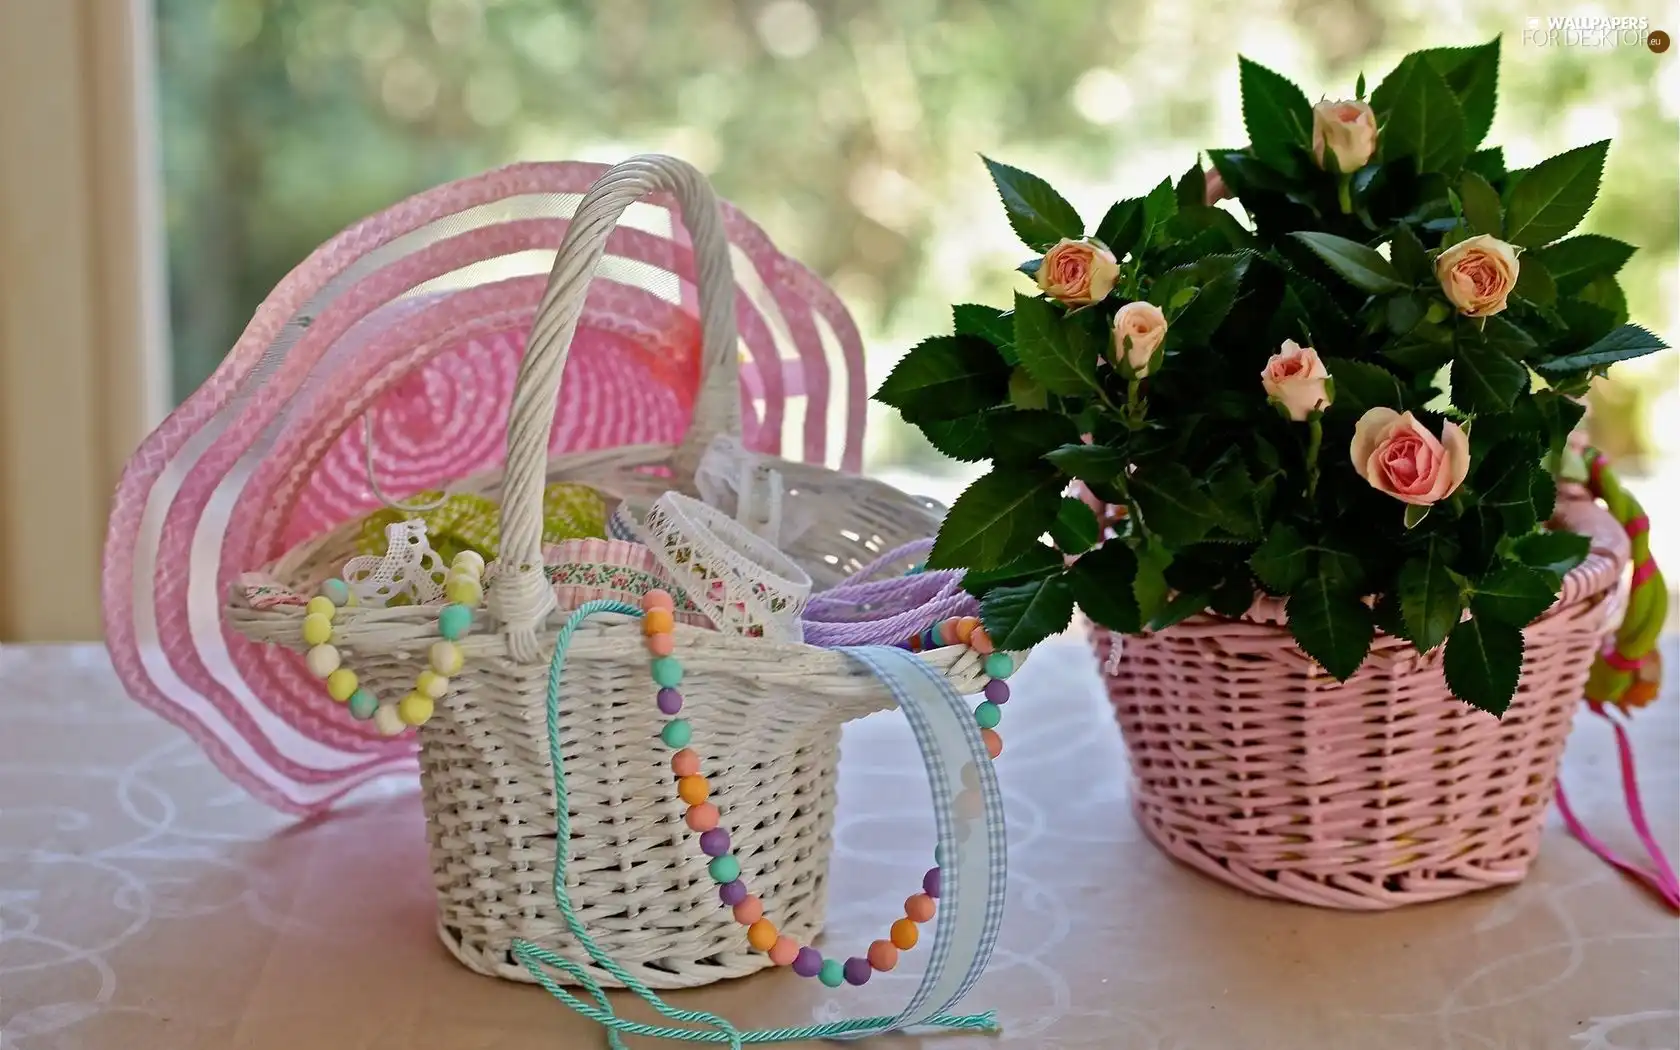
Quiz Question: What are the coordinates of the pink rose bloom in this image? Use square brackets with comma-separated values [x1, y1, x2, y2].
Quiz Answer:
[1311, 99, 1379, 171]
[1435, 234, 1521, 318]
[1260, 339, 1332, 421]
[1112, 301, 1168, 377]
[1036, 238, 1120, 305]
[1350, 408, 1471, 507]
[1203, 166, 1232, 205]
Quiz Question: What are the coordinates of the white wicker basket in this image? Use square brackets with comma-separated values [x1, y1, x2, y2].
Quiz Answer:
[228, 155, 999, 988]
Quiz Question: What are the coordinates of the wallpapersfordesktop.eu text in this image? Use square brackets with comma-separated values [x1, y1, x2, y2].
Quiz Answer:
[1523, 15, 1655, 47]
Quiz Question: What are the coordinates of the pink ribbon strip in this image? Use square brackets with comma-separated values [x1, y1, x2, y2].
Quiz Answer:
[1555, 702, 1680, 912]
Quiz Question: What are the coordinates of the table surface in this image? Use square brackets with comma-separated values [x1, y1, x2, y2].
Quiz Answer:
[2, 638, 1676, 1050]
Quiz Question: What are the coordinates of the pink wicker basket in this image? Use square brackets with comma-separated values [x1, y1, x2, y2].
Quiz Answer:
[1091, 495, 1631, 910]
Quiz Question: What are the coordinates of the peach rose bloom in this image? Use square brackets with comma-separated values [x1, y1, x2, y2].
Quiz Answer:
[1350, 408, 1471, 507]
[1203, 166, 1232, 205]
[1261, 340, 1332, 421]
[1311, 99, 1379, 171]
[1036, 238, 1119, 305]
[1435, 234, 1521, 318]
[1112, 301, 1168, 377]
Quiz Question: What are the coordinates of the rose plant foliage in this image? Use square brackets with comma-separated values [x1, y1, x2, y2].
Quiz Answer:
[873, 39, 1671, 716]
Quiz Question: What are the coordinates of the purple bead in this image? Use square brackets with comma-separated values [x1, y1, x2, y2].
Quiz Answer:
[922, 866, 941, 899]
[657, 688, 684, 715]
[719, 880, 748, 907]
[699, 828, 731, 857]
[792, 947, 824, 978]
[983, 678, 1010, 704]
[843, 957, 873, 986]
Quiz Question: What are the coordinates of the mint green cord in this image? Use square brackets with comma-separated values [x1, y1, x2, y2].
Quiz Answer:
[509, 600, 1000, 1047]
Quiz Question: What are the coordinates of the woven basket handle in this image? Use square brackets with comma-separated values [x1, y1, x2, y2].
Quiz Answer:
[495, 155, 740, 658]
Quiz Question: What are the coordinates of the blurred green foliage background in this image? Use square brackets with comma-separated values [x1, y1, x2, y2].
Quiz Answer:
[155, 0, 1678, 474]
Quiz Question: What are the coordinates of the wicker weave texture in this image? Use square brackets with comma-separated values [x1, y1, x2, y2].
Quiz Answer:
[1092, 496, 1630, 911]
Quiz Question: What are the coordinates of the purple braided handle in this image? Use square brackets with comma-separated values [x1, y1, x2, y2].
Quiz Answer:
[801, 540, 981, 647]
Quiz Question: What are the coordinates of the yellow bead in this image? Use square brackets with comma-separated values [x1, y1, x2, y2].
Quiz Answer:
[429, 640, 464, 676]
[301, 613, 333, 646]
[451, 550, 485, 577]
[373, 704, 405, 736]
[416, 669, 450, 699]
[305, 596, 337, 620]
[398, 692, 435, 726]
[444, 576, 483, 606]
[326, 668, 359, 703]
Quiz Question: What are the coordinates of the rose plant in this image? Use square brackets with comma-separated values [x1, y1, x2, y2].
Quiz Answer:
[874, 39, 1671, 715]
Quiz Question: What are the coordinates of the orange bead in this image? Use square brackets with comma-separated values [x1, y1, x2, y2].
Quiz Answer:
[956, 787, 983, 820]
[981, 728, 1003, 759]
[643, 609, 675, 635]
[746, 918, 778, 952]
[647, 633, 676, 657]
[677, 775, 711, 806]
[642, 589, 675, 612]
[955, 616, 981, 644]
[685, 803, 719, 832]
[733, 896, 764, 925]
[769, 935, 801, 966]
[890, 918, 919, 951]
[969, 627, 994, 655]
[937, 618, 961, 645]
[905, 893, 936, 923]
[671, 748, 701, 778]
[867, 939, 899, 972]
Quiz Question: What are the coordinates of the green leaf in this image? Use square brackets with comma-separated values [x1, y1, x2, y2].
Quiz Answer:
[1452, 339, 1528, 414]
[954, 303, 1016, 357]
[1458, 170, 1503, 236]
[1398, 541, 1464, 652]
[988, 410, 1082, 467]
[1532, 235, 1636, 294]
[1404, 504, 1432, 530]
[1512, 529, 1590, 579]
[1417, 39, 1500, 149]
[1503, 140, 1609, 248]
[1537, 324, 1668, 373]
[1130, 464, 1223, 546]
[1206, 455, 1264, 540]
[1443, 615, 1525, 716]
[1370, 54, 1468, 174]
[1513, 255, 1557, 308]
[1250, 522, 1312, 591]
[1577, 273, 1629, 324]
[1044, 442, 1129, 482]
[1321, 357, 1403, 418]
[1290, 231, 1408, 293]
[1007, 366, 1047, 409]
[981, 156, 1084, 250]
[1481, 316, 1540, 360]
[919, 416, 992, 462]
[1471, 561, 1562, 625]
[1390, 223, 1431, 283]
[1094, 198, 1144, 258]
[1050, 497, 1100, 553]
[981, 574, 1076, 651]
[1149, 252, 1252, 343]
[1464, 147, 1505, 181]
[1239, 56, 1314, 169]
[1287, 578, 1375, 680]
[1385, 319, 1456, 372]
[1068, 542, 1141, 633]
[1140, 178, 1179, 250]
[1476, 443, 1544, 534]
[1133, 541, 1172, 625]
[1176, 162, 1205, 208]
[928, 467, 1064, 571]
[1150, 590, 1214, 631]
[874, 335, 1011, 423]
[961, 543, 1064, 597]
[1011, 293, 1101, 396]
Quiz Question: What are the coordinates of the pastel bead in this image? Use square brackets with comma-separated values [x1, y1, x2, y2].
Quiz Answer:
[305, 644, 341, 678]
[905, 893, 936, 923]
[983, 678, 1010, 704]
[981, 727, 1003, 759]
[451, 551, 485, 576]
[708, 855, 741, 884]
[326, 668, 359, 703]
[672, 748, 701, 777]
[792, 947, 823, 978]
[317, 578, 350, 606]
[983, 652, 1014, 679]
[957, 787, 984, 820]
[818, 959, 846, 988]
[643, 609, 675, 635]
[746, 918, 778, 951]
[417, 670, 450, 699]
[398, 692, 434, 726]
[429, 641, 464, 676]
[890, 918, 919, 951]
[647, 633, 676, 657]
[969, 627, 994, 655]
[642, 589, 675, 612]
[651, 657, 684, 688]
[373, 704, 405, 737]
[699, 827, 730, 857]
[686, 803, 719, 832]
[733, 896, 764, 925]
[769, 936, 801, 967]
[934, 844, 947, 867]
[961, 761, 981, 790]
[661, 719, 692, 748]
[348, 689, 378, 721]
[657, 687, 684, 715]
[868, 939, 899, 972]
[923, 867, 940, 899]
[301, 613, 333, 646]
[955, 616, 981, 644]
[974, 701, 1002, 729]
[438, 603, 473, 641]
[444, 576, 483, 607]
[719, 880, 748, 907]
[844, 957, 873, 986]
[937, 618, 961, 645]
[677, 775, 711, 806]
[305, 596, 337, 620]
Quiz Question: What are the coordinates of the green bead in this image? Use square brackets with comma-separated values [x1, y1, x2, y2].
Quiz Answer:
[317, 578, 350, 606]
[974, 701, 1002, 730]
[983, 653, 1014, 680]
[348, 689, 378, 721]
[818, 959, 846, 988]
[708, 855, 740, 884]
[661, 719, 692, 749]
[651, 656, 684, 688]
[438, 603, 473, 641]
[934, 844, 947, 868]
